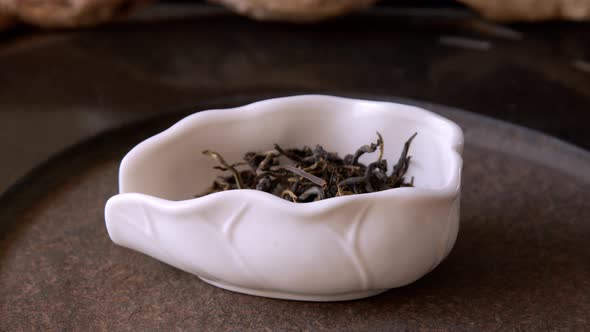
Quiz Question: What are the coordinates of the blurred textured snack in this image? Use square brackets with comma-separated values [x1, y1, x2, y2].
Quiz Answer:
[208, 0, 378, 22]
[1, 0, 589, 31]
[459, 0, 590, 21]
[0, 0, 16, 30]
[0, 13, 15, 31]
[0, 0, 151, 29]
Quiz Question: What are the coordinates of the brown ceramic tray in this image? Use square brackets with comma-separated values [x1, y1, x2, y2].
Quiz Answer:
[1, 96, 589, 331]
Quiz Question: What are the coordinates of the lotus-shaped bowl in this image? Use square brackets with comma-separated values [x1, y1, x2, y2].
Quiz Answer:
[105, 95, 464, 301]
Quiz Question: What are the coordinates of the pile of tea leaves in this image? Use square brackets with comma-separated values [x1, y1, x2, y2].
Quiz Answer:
[199, 132, 417, 203]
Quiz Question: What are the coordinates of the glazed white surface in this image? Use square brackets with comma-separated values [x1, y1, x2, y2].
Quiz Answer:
[105, 95, 464, 301]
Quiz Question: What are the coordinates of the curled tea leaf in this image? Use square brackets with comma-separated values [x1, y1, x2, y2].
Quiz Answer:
[202, 150, 244, 189]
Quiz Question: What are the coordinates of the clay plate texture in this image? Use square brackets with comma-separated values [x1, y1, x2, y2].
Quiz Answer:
[1, 97, 589, 331]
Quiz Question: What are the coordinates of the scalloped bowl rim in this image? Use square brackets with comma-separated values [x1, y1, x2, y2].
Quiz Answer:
[118, 94, 464, 212]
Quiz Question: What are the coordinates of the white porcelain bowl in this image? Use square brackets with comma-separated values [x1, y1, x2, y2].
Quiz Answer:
[105, 95, 464, 301]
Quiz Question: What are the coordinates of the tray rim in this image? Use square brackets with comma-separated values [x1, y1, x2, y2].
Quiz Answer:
[1, 93, 589, 234]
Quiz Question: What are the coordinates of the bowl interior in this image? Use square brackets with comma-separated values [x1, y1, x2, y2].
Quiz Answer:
[120, 97, 460, 201]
